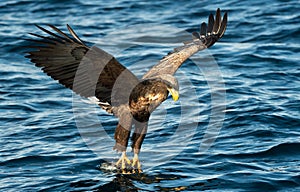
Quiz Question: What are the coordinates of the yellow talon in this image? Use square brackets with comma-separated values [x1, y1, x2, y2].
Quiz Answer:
[131, 153, 142, 173]
[115, 152, 142, 173]
[115, 152, 131, 170]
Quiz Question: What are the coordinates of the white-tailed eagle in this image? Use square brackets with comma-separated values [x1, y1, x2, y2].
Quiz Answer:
[25, 8, 227, 173]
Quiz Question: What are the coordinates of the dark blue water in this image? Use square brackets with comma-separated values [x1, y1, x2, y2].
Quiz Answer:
[1, 0, 300, 191]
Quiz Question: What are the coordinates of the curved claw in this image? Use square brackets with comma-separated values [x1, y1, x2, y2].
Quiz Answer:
[131, 153, 142, 173]
[115, 152, 131, 170]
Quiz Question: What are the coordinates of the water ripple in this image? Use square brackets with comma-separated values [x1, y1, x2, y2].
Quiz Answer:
[1, 0, 300, 191]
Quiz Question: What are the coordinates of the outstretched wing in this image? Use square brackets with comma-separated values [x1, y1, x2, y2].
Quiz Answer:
[143, 8, 227, 79]
[26, 25, 139, 110]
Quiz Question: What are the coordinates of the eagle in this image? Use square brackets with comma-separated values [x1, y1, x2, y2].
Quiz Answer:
[25, 8, 227, 172]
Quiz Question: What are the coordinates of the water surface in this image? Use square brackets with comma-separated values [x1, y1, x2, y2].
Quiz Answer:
[1, 0, 300, 191]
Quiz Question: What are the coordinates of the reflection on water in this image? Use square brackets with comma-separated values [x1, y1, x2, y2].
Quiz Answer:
[73, 163, 190, 191]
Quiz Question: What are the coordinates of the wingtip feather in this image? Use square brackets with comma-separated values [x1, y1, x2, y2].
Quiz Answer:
[219, 12, 228, 38]
[200, 22, 207, 36]
[66, 24, 86, 45]
[212, 8, 221, 34]
[207, 13, 214, 33]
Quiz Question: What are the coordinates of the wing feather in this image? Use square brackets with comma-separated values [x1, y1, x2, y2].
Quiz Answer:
[66, 24, 86, 45]
[48, 24, 75, 41]
[207, 14, 214, 34]
[212, 8, 221, 34]
[143, 8, 228, 79]
[26, 25, 139, 112]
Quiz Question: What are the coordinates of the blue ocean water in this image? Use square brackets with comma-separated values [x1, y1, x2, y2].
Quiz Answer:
[1, 0, 300, 191]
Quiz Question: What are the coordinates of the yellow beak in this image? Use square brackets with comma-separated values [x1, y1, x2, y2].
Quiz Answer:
[168, 87, 179, 101]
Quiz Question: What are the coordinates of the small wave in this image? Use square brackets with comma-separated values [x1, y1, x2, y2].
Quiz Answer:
[218, 142, 300, 159]
[0, 155, 73, 167]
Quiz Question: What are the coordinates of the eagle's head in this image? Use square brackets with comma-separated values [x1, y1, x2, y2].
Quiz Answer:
[145, 74, 179, 102]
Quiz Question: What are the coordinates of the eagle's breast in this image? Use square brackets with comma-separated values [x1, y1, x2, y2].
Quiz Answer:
[129, 80, 169, 122]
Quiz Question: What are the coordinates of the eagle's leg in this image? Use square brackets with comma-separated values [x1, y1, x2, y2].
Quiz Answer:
[131, 121, 148, 172]
[113, 109, 133, 171]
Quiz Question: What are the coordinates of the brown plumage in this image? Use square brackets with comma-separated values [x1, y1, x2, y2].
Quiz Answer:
[25, 8, 227, 171]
